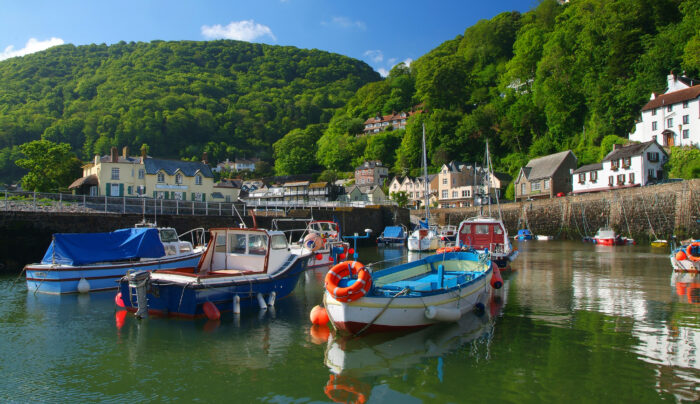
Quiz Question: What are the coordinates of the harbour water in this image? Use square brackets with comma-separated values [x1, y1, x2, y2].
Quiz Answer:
[0, 241, 698, 402]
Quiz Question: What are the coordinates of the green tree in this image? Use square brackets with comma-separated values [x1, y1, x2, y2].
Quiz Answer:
[15, 140, 82, 192]
[390, 191, 409, 208]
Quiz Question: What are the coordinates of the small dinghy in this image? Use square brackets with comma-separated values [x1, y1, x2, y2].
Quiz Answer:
[323, 249, 498, 335]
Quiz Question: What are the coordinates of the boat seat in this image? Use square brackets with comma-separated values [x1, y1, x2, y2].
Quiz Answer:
[208, 269, 256, 275]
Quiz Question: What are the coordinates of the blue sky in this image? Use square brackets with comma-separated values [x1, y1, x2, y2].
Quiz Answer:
[0, 0, 537, 76]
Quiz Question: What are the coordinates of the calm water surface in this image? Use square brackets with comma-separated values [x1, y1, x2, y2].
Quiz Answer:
[1, 241, 698, 403]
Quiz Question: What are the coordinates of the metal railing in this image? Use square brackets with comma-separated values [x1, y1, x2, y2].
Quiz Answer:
[0, 190, 247, 218]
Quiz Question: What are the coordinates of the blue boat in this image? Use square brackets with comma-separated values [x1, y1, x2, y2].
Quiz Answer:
[515, 229, 533, 241]
[117, 227, 312, 319]
[376, 225, 407, 246]
[25, 226, 206, 294]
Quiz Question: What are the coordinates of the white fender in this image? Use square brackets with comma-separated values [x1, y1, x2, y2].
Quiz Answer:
[425, 306, 461, 322]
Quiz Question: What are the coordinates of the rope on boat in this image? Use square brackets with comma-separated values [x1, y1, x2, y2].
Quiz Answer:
[642, 195, 659, 240]
[11, 266, 26, 290]
[618, 195, 632, 239]
[352, 287, 410, 338]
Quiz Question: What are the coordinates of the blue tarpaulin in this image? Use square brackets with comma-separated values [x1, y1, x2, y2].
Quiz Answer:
[419, 220, 429, 229]
[41, 228, 166, 266]
[382, 226, 405, 239]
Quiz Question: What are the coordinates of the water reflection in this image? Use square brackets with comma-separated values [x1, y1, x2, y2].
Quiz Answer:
[672, 271, 700, 304]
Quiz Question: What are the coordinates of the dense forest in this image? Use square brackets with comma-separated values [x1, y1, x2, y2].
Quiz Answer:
[273, 0, 699, 189]
[0, 0, 698, 191]
[0, 40, 380, 184]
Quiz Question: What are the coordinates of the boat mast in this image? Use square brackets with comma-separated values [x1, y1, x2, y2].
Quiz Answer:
[484, 140, 502, 221]
[422, 123, 429, 225]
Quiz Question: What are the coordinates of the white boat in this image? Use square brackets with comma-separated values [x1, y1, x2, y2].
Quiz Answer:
[536, 235, 553, 241]
[25, 224, 205, 294]
[275, 219, 350, 268]
[438, 224, 458, 243]
[407, 124, 441, 252]
[670, 240, 700, 272]
[323, 250, 496, 334]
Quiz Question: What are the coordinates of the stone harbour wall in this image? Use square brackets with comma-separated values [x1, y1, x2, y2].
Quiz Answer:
[430, 179, 700, 242]
[0, 205, 409, 274]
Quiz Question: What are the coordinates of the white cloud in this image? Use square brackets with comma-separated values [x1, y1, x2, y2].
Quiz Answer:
[363, 49, 383, 63]
[0, 37, 64, 61]
[377, 68, 390, 77]
[322, 17, 366, 31]
[201, 20, 276, 42]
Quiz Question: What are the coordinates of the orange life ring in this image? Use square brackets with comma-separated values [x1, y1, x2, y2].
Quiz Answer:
[686, 242, 700, 262]
[325, 261, 372, 302]
[437, 246, 459, 254]
[324, 375, 368, 404]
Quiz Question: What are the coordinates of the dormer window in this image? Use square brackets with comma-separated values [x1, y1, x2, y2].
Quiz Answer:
[667, 105, 673, 112]
[175, 173, 183, 185]
[195, 175, 202, 185]
[157, 172, 165, 183]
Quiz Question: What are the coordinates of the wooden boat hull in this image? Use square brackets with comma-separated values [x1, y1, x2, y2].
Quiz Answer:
[25, 252, 203, 294]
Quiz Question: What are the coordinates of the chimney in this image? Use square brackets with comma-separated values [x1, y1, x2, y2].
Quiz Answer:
[94, 154, 100, 165]
[140, 147, 147, 163]
[110, 147, 118, 163]
[122, 146, 129, 159]
[202, 152, 208, 165]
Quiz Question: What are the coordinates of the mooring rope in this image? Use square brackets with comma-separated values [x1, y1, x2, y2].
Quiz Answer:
[352, 287, 410, 338]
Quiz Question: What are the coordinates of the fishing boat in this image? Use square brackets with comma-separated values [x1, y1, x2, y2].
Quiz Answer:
[515, 229, 533, 241]
[376, 225, 407, 246]
[593, 227, 627, 246]
[25, 225, 205, 294]
[273, 219, 349, 268]
[407, 124, 441, 252]
[670, 240, 700, 272]
[455, 142, 518, 270]
[323, 249, 496, 334]
[117, 227, 313, 319]
[438, 225, 458, 244]
[651, 239, 669, 248]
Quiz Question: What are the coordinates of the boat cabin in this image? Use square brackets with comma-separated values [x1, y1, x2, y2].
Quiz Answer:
[457, 219, 506, 251]
[308, 221, 339, 240]
[198, 228, 291, 275]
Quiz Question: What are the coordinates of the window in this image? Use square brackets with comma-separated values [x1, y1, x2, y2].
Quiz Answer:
[462, 190, 470, 197]
[127, 186, 132, 195]
[629, 173, 635, 184]
[111, 168, 119, 180]
[494, 226, 503, 235]
[544, 179, 550, 190]
[215, 234, 227, 253]
[532, 181, 541, 191]
[138, 169, 145, 179]
[521, 183, 526, 194]
[194, 192, 203, 201]
[578, 173, 586, 184]
[173, 192, 183, 200]
[590, 171, 598, 182]
[608, 176, 614, 186]
[441, 190, 448, 198]
[611, 160, 619, 170]
[648, 168, 655, 179]
[248, 234, 268, 255]
[667, 118, 673, 128]
[175, 173, 182, 185]
[452, 191, 457, 198]
[667, 105, 673, 112]
[460, 225, 471, 234]
[475, 225, 490, 234]
[623, 157, 631, 168]
[683, 129, 689, 139]
[652, 121, 657, 131]
[271, 234, 287, 249]
[111, 184, 120, 196]
[156, 191, 165, 199]
[683, 115, 689, 124]
[652, 108, 657, 116]
[229, 234, 247, 254]
[157, 172, 165, 183]
[452, 178, 456, 185]
[682, 101, 688, 108]
[647, 152, 659, 162]
[617, 174, 625, 185]
[136, 185, 146, 195]
[442, 178, 447, 185]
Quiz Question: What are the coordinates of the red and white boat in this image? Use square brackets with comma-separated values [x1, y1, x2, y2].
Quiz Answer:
[593, 228, 630, 246]
[456, 216, 518, 270]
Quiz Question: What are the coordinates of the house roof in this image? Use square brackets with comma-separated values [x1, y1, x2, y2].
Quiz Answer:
[214, 179, 242, 188]
[522, 150, 575, 181]
[283, 181, 309, 187]
[68, 174, 98, 189]
[309, 182, 329, 189]
[97, 155, 142, 164]
[144, 158, 213, 178]
[572, 163, 603, 174]
[492, 172, 512, 182]
[363, 110, 421, 125]
[602, 140, 666, 162]
[642, 84, 700, 111]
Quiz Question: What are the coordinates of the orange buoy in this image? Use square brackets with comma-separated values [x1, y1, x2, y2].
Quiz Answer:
[310, 305, 329, 325]
[114, 292, 125, 308]
[490, 266, 503, 289]
[202, 301, 220, 321]
[676, 250, 688, 261]
[310, 324, 331, 344]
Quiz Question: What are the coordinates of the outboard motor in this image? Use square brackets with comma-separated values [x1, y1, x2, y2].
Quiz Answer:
[127, 270, 151, 319]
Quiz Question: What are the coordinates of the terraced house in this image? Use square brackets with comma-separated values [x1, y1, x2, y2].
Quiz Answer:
[514, 150, 577, 201]
[69, 147, 233, 202]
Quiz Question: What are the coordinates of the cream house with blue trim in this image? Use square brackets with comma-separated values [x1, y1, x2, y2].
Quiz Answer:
[69, 147, 232, 201]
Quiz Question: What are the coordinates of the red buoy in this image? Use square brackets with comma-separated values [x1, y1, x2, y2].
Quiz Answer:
[203, 301, 221, 321]
[114, 292, 125, 308]
[315, 253, 323, 260]
[348, 248, 354, 255]
[491, 267, 503, 289]
[310, 305, 329, 325]
[338, 253, 346, 260]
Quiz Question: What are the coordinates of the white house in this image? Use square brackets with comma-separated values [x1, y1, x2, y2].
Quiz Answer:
[571, 141, 668, 194]
[629, 73, 700, 147]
